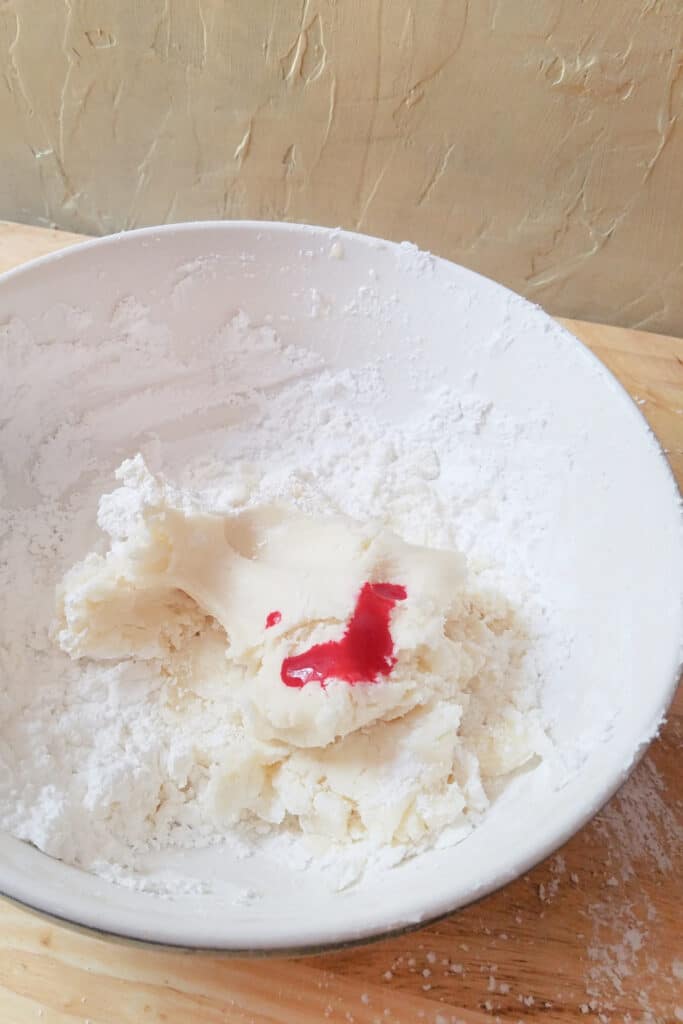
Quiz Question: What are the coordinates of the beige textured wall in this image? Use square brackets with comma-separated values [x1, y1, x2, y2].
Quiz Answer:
[1, 1, 682, 334]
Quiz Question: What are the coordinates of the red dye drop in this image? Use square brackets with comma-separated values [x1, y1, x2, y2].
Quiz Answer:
[265, 610, 282, 629]
[280, 582, 407, 688]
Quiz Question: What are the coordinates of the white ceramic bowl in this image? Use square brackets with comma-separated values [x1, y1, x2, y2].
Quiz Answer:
[0, 222, 681, 952]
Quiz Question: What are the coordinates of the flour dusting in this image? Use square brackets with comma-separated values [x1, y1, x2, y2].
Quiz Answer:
[0, 296, 568, 892]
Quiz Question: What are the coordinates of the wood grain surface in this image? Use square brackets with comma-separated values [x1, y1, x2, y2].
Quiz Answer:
[0, 222, 681, 1024]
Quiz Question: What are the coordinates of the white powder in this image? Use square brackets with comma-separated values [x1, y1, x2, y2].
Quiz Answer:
[0, 302, 560, 893]
[577, 752, 683, 1018]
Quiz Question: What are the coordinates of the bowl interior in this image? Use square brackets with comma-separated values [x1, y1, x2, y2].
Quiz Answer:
[0, 222, 680, 950]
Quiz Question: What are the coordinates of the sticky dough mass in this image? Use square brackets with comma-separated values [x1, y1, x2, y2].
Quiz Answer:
[56, 456, 541, 849]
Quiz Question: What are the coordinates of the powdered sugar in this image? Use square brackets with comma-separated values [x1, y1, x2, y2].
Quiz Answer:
[0, 300, 557, 892]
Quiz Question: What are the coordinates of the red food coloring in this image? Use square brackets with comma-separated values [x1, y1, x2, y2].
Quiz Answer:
[265, 610, 282, 629]
[280, 582, 407, 689]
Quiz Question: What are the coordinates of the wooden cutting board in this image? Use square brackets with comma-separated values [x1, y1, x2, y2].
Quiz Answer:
[0, 221, 681, 1024]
